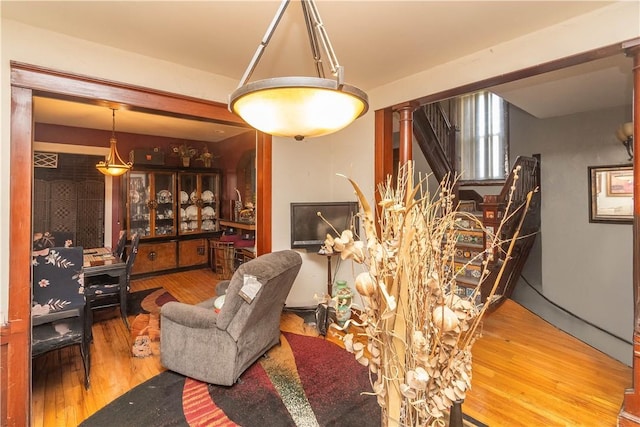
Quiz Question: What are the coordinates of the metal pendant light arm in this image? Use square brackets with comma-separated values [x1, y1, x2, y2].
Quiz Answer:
[236, 0, 291, 89]
[236, 0, 344, 89]
[305, 0, 342, 82]
[301, 0, 325, 79]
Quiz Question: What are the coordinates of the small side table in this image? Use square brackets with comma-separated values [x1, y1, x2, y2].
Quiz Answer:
[318, 251, 337, 296]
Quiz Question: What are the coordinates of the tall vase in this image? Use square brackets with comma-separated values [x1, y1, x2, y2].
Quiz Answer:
[449, 400, 464, 427]
[333, 280, 352, 326]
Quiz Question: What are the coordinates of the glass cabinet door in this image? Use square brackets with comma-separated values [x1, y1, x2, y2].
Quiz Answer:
[153, 172, 176, 237]
[128, 171, 176, 239]
[179, 172, 220, 234]
[200, 173, 220, 232]
[128, 172, 151, 239]
[179, 173, 198, 234]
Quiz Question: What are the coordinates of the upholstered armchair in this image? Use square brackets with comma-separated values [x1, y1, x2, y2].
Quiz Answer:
[160, 250, 302, 385]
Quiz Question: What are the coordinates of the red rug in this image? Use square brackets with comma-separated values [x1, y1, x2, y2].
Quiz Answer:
[80, 331, 380, 426]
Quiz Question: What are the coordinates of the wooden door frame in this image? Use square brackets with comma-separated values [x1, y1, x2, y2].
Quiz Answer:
[5, 62, 272, 426]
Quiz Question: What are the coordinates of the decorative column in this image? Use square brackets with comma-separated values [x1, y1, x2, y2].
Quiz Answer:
[619, 38, 640, 427]
[394, 102, 419, 166]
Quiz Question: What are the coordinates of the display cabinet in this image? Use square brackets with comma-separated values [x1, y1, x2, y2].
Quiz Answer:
[126, 167, 222, 276]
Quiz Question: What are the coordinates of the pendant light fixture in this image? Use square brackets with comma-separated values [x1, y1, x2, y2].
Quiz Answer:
[96, 108, 132, 176]
[228, 0, 368, 141]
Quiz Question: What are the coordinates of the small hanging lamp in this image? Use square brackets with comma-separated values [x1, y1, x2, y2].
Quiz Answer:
[96, 108, 132, 176]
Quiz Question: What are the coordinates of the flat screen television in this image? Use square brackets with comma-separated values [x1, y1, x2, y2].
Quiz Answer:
[290, 202, 359, 252]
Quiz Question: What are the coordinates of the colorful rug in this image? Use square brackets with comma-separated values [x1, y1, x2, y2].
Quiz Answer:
[127, 287, 177, 358]
[80, 331, 380, 426]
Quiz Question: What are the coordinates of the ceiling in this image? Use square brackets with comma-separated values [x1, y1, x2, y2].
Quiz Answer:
[3, 1, 635, 142]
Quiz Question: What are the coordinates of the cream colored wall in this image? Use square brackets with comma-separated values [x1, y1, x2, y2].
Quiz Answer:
[1, 2, 639, 323]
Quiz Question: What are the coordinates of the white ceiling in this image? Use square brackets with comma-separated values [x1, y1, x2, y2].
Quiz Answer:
[3, 1, 635, 142]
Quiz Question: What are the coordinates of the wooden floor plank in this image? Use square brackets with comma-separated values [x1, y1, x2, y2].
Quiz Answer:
[30, 268, 631, 426]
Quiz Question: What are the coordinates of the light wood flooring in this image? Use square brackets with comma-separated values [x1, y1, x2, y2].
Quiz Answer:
[31, 268, 631, 426]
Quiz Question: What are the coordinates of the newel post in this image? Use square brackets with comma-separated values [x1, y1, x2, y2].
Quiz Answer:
[619, 38, 640, 427]
[394, 102, 419, 166]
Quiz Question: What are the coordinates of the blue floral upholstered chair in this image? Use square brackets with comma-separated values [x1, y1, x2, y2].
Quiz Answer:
[32, 246, 91, 389]
[160, 250, 302, 386]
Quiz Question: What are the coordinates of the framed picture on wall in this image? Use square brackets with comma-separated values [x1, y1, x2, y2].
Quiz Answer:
[607, 169, 634, 196]
[588, 164, 633, 224]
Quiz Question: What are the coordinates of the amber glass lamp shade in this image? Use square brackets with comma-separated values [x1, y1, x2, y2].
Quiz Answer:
[230, 76, 368, 141]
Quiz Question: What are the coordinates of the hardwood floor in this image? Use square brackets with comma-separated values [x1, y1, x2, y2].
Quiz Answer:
[31, 268, 631, 426]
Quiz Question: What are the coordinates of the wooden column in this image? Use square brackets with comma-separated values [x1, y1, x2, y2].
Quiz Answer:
[394, 102, 418, 166]
[619, 38, 640, 427]
[374, 108, 394, 237]
[6, 85, 33, 427]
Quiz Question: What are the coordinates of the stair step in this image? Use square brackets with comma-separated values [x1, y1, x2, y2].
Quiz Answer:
[456, 230, 484, 247]
[454, 247, 484, 265]
[454, 262, 483, 282]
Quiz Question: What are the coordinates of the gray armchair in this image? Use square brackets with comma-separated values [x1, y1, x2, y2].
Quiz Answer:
[160, 250, 302, 385]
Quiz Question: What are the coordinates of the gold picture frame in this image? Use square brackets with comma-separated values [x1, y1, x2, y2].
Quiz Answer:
[606, 169, 634, 196]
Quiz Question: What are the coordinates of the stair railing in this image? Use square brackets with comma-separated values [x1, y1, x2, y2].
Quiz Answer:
[481, 155, 541, 304]
[412, 102, 456, 182]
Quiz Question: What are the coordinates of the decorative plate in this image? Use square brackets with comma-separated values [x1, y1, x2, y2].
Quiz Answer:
[157, 189, 172, 203]
[202, 220, 214, 231]
[180, 221, 188, 231]
[185, 205, 198, 220]
[180, 191, 189, 204]
[190, 191, 198, 203]
[180, 208, 186, 220]
[202, 206, 215, 219]
[202, 190, 214, 203]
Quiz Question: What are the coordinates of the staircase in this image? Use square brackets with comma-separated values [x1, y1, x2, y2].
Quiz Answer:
[413, 103, 541, 309]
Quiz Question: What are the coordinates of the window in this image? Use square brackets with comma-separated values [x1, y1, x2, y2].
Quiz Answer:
[455, 91, 508, 181]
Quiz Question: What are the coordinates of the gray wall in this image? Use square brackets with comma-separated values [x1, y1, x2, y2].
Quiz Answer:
[510, 104, 633, 365]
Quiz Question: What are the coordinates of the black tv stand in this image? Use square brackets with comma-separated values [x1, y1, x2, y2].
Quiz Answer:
[318, 250, 337, 296]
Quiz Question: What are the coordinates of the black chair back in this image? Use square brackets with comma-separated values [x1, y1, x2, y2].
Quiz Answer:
[114, 230, 127, 261]
[126, 233, 140, 281]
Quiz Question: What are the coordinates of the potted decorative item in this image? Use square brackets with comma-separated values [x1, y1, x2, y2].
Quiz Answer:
[196, 147, 217, 168]
[171, 143, 197, 167]
[322, 162, 536, 426]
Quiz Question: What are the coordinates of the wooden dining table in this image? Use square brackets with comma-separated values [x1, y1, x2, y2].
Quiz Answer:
[83, 247, 128, 327]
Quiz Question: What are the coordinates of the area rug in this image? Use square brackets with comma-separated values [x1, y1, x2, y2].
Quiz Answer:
[127, 287, 177, 358]
[81, 331, 379, 426]
[81, 329, 486, 426]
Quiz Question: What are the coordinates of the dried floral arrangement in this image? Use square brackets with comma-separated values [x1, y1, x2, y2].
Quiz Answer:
[170, 143, 198, 159]
[322, 162, 535, 426]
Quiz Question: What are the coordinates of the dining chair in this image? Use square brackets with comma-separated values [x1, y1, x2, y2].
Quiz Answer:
[86, 233, 140, 328]
[32, 246, 91, 389]
[113, 230, 127, 261]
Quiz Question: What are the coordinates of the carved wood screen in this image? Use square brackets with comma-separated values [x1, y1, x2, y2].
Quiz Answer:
[33, 153, 105, 248]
